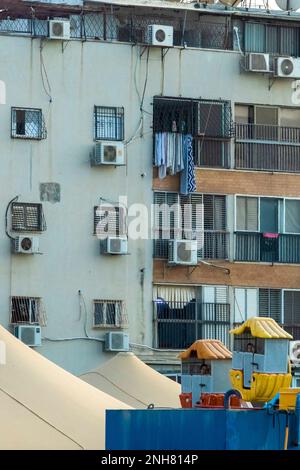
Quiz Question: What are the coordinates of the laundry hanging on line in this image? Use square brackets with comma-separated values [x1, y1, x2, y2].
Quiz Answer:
[154, 132, 196, 195]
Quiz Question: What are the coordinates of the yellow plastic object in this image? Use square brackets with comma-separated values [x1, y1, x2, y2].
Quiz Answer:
[279, 388, 300, 410]
[229, 369, 292, 402]
[230, 317, 293, 339]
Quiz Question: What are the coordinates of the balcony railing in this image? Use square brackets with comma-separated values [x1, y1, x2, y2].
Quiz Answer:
[154, 301, 230, 350]
[153, 231, 229, 260]
[194, 138, 230, 168]
[235, 232, 300, 263]
[235, 123, 300, 173]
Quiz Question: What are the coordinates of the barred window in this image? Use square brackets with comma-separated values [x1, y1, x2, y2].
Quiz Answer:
[10, 296, 47, 326]
[11, 203, 46, 232]
[11, 108, 47, 140]
[94, 300, 127, 328]
[94, 204, 126, 237]
[94, 106, 124, 141]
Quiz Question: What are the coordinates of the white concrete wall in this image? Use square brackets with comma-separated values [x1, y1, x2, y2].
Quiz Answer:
[0, 34, 296, 374]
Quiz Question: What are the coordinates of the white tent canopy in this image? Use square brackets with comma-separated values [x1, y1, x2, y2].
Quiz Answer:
[0, 326, 130, 450]
[81, 352, 181, 409]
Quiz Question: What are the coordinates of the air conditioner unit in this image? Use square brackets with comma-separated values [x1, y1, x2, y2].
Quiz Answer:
[275, 57, 300, 79]
[12, 236, 40, 255]
[14, 325, 42, 347]
[91, 142, 125, 166]
[48, 20, 71, 40]
[290, 340, 300, 364]
[244, 53, 270, 73]
[147, 25, 173, 47]
[168, 239, 198, 266]
[101, 237, 128, 255]
[105, 332, 129, 352]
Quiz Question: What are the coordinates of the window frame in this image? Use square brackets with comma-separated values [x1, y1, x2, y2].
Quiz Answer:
[11, 202, 45, 233]
[94, 105, 125, 142]
[11, 107, 46, 140]
[93, 299, 126, 328]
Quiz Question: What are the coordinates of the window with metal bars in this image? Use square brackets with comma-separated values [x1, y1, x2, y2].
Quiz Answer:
[11, 203, 46, 232]
[94, 300, 127, 328]
[284, 291, 300, 325]
[94, 205, 126, 237]
[153, 97, 232, 169]
[153, 192, 228, 259]
[259, 288, 282, 323]
[94, 106, 124, 141]
[11, 108, 47, 140]
[10, 296, 46, 326]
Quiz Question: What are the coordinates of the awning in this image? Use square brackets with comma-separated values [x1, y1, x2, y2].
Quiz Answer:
[0, 325, 130, 450]
[153, 285, 196, 306]
[179, 340, 232, 360]
[230, 317, 293, 339]
[80, 352, 181, 409]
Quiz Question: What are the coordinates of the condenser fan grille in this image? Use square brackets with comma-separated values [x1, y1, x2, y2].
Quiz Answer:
[103, 145, 117, 162]
[281, 59, 294, 76]
[52, 22, 64, 37]
[110, 238, 121, 252]
[177, 242, 192, 262]
[155, 29, 166, 43]
[21, 237, 32, 251]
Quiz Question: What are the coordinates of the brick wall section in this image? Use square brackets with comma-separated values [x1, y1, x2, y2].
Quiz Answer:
[154, 259, 300, 289]
[153, 168, 300, 197]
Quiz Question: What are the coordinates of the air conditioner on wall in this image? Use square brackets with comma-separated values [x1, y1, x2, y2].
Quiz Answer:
[147, 25, 174, 47]
[168, 240, 198, 266]
[12, 236, 40, 255]
[290, 340, 300, 364]
[243, 53, 270, 73]
[14, 325, 42, 347]
[100, 237, 128, 255]
[91, 142, 125, 166]
[48, 20, 71, 40]
[275, 57, 300, 79]
[105, 332, 129, 352]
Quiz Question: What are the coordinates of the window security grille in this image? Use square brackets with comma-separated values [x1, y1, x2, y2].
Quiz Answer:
[11, 203, 46, 232]
[153, 192, 227, 259]
[94, 205, 126, 237]
[94, 106, 124, 141]
[11, 108, 47, 140]
[10, 297, 47, 326]
[284, 291, 300, 325]
[94, 300, 128, 327]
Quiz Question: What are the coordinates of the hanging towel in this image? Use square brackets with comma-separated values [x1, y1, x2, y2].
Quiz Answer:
[180, 134, 196, 195]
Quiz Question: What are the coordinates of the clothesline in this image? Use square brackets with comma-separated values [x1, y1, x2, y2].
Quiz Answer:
[154, 132, 196, 195]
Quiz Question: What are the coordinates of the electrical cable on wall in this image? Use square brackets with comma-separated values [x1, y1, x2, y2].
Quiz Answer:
[40, 39, 53, 103]
[5, 195, 19, 240]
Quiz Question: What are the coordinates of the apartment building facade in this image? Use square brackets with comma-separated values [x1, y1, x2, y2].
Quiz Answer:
[1, 0, 300, 377]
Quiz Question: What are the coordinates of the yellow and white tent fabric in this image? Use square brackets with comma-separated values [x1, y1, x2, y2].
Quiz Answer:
[0, 325, 130, 450]
[81, 352, 181, 409]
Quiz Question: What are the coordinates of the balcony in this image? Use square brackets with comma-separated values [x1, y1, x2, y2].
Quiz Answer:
[154, 301, 231, 350]
[235, 232, 300, 263]
[194, 138, 230, 168]
[235, 123, 300, 173]
[153, 231, 230, 260]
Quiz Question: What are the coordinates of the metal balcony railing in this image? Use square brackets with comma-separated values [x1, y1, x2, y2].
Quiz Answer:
[153, 231, 229, 260]
[154, 301, 230, 350]
[194, 138, 230, 169]
[235, 123, 300, 173]
[235, 232, 300, 264]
